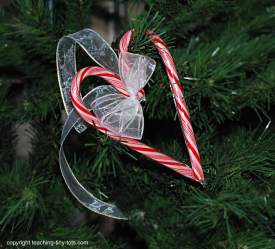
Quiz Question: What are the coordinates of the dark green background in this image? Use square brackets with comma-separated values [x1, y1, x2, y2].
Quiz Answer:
[0, 1, 274, 248]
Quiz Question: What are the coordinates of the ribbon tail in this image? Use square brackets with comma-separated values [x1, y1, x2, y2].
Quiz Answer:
[59, 91, 127, 220]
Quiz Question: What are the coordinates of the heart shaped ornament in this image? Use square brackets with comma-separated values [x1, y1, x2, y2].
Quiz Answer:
[57, 29, 205, 220]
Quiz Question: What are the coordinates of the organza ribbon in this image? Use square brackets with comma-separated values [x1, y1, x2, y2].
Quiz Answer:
[57, 29, 128, 219]
[57, 29, 205, 220]
[90, 52, 156, 139]
[56, 29, 119, 133]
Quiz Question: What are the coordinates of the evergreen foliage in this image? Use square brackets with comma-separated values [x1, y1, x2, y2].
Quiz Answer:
[0, 0, 274, 248]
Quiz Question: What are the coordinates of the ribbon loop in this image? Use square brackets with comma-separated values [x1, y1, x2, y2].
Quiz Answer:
[119, 52, 156, 97]
[56, 28, 119, 133]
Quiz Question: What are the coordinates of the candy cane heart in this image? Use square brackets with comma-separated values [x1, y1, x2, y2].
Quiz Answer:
[57, 28, 205, 220]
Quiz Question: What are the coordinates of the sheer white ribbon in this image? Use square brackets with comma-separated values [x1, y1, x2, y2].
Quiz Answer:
[90, 52, 156, 139]
[57, 29, 156, 219]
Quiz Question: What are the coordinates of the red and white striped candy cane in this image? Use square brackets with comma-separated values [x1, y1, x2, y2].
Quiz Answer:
[70, 30, 205, 184]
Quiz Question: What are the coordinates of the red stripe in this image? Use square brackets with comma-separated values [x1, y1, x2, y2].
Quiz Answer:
[152, 37, 167, 47]
[159, 161, 184, 167]
[70, 92, 93, 117]
[174, 78, 184, 92]
[167, 68, 179, 84]
[97, 73, 120, 80]
[97, 126, 108, 133]
[80, 67, 92, 82]
[81, 67, 121, 81]
[186, 139, 201, 165]
[128, 146, 156, 153]
[175, 100, 191, 123]
[165, 65, 174, 80]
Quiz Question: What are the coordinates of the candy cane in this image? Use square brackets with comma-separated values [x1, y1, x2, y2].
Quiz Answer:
[70, 30, 204, 183]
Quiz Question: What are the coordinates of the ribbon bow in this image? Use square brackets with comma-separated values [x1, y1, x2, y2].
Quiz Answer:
[90, 52, 156, 139]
